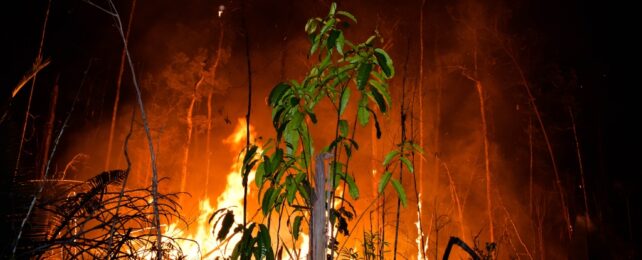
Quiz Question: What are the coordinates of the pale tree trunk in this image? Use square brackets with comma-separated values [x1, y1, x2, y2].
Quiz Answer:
[502, 43, 572, 239]
[475, 80, 494, 242]
[311, 153, 331, 260]
[569, 107, 590, 233]
[205, 20, 225, 195]
[105, 0, 136, 170]
[180, 76, 203, 193]
[415, 1, 427, 258]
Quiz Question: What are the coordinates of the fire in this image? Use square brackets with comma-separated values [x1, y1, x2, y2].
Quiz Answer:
[160, 119, 309, 259]
[163, 119, 257, 259]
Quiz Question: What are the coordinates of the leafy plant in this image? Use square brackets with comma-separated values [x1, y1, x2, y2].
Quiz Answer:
[223, 2, 413, 259]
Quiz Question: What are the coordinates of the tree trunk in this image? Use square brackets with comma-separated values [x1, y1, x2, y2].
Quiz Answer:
[105, 0, 136, 170]
[474, 81, 494, 242]
[311, 153, 331, 260]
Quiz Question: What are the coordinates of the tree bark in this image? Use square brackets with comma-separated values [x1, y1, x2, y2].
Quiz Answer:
[311, 153, 331, 260]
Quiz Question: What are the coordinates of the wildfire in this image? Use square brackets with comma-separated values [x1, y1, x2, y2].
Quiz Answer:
[163, 119, 257, 259]
[159, 119, 309, 259]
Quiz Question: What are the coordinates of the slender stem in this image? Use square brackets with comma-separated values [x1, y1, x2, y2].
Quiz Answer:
[499, 37, 572, 239]
[103, 1, 163, 257]
[105, 0, 136, 170]
[205, 19, 225, 196]
[13, 0, 51, 182]
[475, 80, 494, 242]
[241, 0, 253, 228]
[393, 37, 411, 260]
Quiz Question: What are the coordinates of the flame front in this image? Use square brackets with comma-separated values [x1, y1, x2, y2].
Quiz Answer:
[162, 119, 308, 259]
[164, 119, 256, 258]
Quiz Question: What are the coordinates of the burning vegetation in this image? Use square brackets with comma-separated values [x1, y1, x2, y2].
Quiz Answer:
[0, 0, 636, 259]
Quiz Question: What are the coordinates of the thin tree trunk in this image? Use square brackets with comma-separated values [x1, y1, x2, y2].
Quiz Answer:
[500, 40, 572, 239]
[205, 19, 226, 196]
[105, 0, 136, 170]
[529, 117, 533, 216]
[437, 155, 466, 244]
[475, 81, 494, 242]
[418, 0, 425, 209]
[180, 81, 199, 193]
[102, 1, 163, 257]
[40, 77, 58, 179]
[13, 0, 51, 181]
[416, 1, 427, 258]
[312, 153, 331, 260]
[205, 91, 213, 193]
[569, 107, 590, 233]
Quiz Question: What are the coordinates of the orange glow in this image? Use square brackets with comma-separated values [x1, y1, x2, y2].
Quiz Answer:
[151, 119, 258, 258]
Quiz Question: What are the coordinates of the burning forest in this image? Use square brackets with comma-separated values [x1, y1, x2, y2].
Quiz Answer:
[0, 0, 634, 259]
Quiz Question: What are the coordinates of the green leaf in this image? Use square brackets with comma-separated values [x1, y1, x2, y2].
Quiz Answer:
[383, 150, 400, 167]
[272, 148, 283, 172]
[329, 2, 337, 16]
[320, 18, 336, 36]
[286, 176, 296, 204]
[378, 171, 392, 194]
[374, 48, 394, 78]
[262, 187, 275, 215]
[369, 79, 392, 108]
[336, 31, 345, 55]
[327, 30, 340, 50]
[399, 156, 414, 173]
[293, 215, 303, 240]
[269, 83, 291, 108]
[337, 10, 357, 23]
[339, 87, 350, 115]
[296, 180, 311, 203]
[305, 18, 319, 35]
[357, 63, 373, 90]
[366, 35, 376, 45]
[345, 173, 359, 199]
[411, 142, 425, 154]
[369, 107, 382, 139]
[391, 178, 407, 207]
[259, 224, 274, 260]
[306, 109, 318, 124]
[255, 162, 265, 188]
[369, 85, 387, 113]
[339, 119, 349, 138]
[310, 39, 320, 56]
[357, 105, 369, 126]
